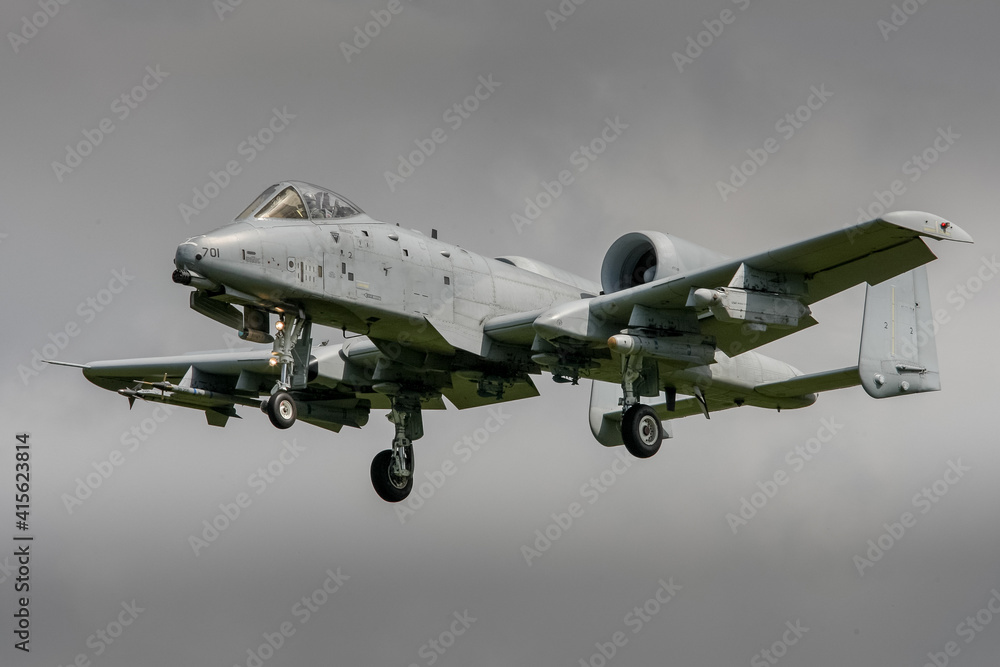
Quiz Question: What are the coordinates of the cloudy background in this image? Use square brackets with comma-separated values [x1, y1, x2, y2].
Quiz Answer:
[2, 0, 999, 665]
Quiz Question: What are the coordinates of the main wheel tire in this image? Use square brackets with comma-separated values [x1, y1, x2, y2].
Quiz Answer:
[371, 449, 413, 503]
[621, 403, 662, 458]
[266, 391, 297, 429]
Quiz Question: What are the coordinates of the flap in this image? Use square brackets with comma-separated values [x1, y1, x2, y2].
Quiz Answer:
[443, 374, 540, 410]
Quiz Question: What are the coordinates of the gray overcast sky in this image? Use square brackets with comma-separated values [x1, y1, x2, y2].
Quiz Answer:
[2, 1, 1000, 665]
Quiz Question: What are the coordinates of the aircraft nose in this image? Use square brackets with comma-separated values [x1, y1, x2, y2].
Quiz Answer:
[174, 236, 203, 270]
[172, 236, 220, 290]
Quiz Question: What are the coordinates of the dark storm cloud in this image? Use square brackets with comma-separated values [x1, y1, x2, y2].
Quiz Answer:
[2, 1, 999, 665]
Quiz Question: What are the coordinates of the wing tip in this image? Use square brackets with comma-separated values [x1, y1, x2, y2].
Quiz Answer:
[879, 211, 974, 244]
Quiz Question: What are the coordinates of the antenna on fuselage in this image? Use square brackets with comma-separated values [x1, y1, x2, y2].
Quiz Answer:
[431, 229, 438, 239]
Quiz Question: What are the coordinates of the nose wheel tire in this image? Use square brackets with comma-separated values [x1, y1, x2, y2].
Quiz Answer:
[371, 448, 414, 503]
[621, 403, 662, 458]
[266, 391, 297, 429]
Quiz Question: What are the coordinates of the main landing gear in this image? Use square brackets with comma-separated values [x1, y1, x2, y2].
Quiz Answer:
[619, 354, 663, 458]
[621, 404, 662, 458]
[370, 394, 422, 503]
[253, 310, 428, 504]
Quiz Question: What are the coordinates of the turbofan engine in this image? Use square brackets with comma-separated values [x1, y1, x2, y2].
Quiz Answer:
[600, 231, 729, 294]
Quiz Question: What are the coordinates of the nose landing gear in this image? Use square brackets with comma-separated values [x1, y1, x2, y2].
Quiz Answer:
[264, 391, 297, 429]
[261, 311, 312, 430]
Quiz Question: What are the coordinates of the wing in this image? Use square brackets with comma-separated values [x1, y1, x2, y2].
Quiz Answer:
[54, 336, 538, 431]
[67, 347, 366, 430]
[486, 212, 971, 446]
[604, 211, 969, 306]
[529, 211, 972, 356]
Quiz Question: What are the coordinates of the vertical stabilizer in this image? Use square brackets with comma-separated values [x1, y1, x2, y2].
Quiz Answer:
[859, 266, 940, 398]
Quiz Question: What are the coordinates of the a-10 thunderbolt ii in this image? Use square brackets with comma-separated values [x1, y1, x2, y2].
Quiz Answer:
[58, 181, 973, 502]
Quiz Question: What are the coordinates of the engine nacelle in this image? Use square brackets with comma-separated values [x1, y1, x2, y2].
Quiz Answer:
[600, 231, 729, 294]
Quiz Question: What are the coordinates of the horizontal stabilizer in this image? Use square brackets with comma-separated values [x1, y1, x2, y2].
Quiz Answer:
[755, 366, 861, 399]
[859, 266, 940, 398]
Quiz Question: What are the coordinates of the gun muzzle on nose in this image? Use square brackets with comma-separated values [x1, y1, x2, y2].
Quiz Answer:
[171, 268, 219, 291]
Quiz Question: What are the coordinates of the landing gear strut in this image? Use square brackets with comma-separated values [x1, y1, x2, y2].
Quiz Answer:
[619, 353, 663, 458]
[262, 311, 311, 430]
[370, 395, 422, 502]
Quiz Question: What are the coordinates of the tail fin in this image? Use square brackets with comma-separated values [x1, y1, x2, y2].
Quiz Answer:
[859, 266, 940, 398]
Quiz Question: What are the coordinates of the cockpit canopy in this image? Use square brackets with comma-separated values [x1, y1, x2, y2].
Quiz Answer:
[236, 181, 364, 222]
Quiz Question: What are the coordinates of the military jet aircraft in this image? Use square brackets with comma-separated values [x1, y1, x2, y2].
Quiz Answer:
[55, 181, 973, 502]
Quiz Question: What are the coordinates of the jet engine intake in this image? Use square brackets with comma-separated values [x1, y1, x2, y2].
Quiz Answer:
[600, 232, 729, 294]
